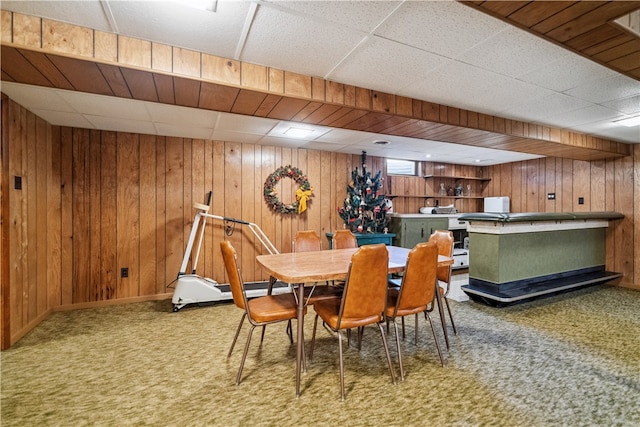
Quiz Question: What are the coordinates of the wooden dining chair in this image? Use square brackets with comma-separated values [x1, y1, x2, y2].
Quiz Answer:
[331, 229, 358, 249]
[292, 230, 342, 305]
[385, 241, 444, 380]
[292, 230, 322, 252]
[428, 230, 457, 341]
[309, 243, 396, 400]
[221, 240, 303, 385]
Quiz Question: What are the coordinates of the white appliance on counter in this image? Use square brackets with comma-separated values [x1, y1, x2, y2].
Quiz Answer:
[452, 248, 469, 270]
[484, 196, 510, 213]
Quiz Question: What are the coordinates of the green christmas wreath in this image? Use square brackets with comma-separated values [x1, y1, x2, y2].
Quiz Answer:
[264, 165, 313, 214]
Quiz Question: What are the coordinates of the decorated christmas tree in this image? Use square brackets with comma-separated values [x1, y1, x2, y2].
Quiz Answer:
[337, 151, 390, 233]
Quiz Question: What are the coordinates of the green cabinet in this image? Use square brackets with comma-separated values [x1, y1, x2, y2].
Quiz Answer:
[325, 232, 396, 248]
[388, 215, 448, 249]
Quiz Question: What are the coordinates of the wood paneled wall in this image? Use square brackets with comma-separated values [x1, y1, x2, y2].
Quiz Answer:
[2, 96, 638, 349]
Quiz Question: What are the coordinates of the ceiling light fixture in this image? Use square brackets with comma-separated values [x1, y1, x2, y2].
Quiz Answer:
[283, 127, 315, 139]
[614, 115, 640, 127]
[373, 140, 389, 145]
[175, 0, 217, 12]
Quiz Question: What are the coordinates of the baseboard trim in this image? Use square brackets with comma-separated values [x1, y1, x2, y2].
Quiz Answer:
[53, 293, 174, 312]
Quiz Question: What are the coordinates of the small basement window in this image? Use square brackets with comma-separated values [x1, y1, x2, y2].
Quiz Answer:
[386, 159, 416, 176]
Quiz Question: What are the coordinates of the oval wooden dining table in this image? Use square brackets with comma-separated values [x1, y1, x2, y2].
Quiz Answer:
[256, 245, 453, 397]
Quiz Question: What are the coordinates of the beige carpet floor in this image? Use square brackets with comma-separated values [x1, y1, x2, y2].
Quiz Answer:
[2, 284, 639, 426]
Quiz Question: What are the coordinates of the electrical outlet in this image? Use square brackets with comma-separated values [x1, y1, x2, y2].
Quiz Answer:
[578, 197, 584, 205]
[547, 193, 555, 200]
[121, 267, 129, 278]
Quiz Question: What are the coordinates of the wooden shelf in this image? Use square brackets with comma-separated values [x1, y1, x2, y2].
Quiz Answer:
[387, 194, 484, 200]
[424, 175, 491, 182]
[386, 194, 427, 199]
[426, 195, 485, 199]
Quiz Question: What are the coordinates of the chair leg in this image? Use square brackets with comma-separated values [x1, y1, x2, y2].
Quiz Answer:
[377, 322, 397, 385]
[301, 322, 307, 373]
[228, 313, 247, 358]
[236, 324, 256, 385]
[425, 311, 445, 367]
[392, 320, 404, 381]
[435, 293, 450, 350]
[401, 317, 406, 340]
[260, 325, 266, 343]
[309, 314, 319, 361]
[338, 330, 346, 401]
[414, 313, 419, 344]
[286, 319, 293, 344]
[444, 297, 458, 335]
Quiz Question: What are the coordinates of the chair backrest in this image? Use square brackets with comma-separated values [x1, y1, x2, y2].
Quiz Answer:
[428, 230, 454, 283]
[293, 230, 322, 253]
[392, 241, 438, 316]
[338, 244, 389, 327]
[220, 240, 249, 311]
[332, 230, 358, 249]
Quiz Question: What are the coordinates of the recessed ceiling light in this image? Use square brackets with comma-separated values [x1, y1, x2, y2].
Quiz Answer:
[425, 154, 431, 158]
[373, 140, 389, 145]
[614, 115, 640, 127]
[175, 0, 217, 12]
[284, 127, 315, 138]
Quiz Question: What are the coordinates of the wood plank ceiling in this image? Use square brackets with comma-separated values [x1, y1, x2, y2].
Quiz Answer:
[2, 2, 638, 162]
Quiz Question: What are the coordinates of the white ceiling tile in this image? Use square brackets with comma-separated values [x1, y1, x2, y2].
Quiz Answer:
[478, 78, 554, 116]
[517, 54, 615, 92]
[1, 82, 76, 112]
[601, 94, 640, 115]
[405, 61, 506, 109]
[301, 141, 347, 152]
[539, 105, 623, 129]
[29, 109, 96, 129]
[210, 129, 263, 144]
[564, 74, 640, 103]
[329, 35, 450, 94]
[501, 92, 592, 123]
[215, 112, 278, 135]
[56, 91, 151, 121]
[459, 26, 568, 78]
[255, 135, 307, 148]
[107, 1, 252, 58]
[270, 1, 401, 33]
[1, 0, 112, 31]
[568, 119, 640, 143]
[153, 123, 213, 139]
[241, 4, 366, 77]
[375, 1, 507, 59]
[315, 128, 374, 144]
[83, 115, 156, 135]
[145, 102, 218, 127]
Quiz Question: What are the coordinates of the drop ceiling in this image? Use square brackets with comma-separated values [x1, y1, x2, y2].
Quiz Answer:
[1, 0, 639, 166]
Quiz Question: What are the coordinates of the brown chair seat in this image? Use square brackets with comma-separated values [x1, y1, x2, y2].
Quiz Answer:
[248, 294, 300, 323]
